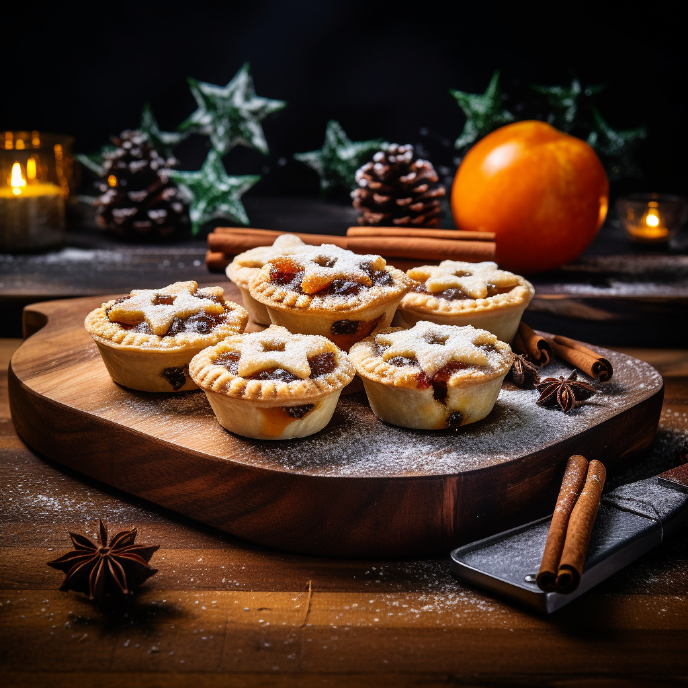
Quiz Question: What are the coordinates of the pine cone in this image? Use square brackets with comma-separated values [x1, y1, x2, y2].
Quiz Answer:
[351, 144, 446, 227]
[95, 130, 188, 239]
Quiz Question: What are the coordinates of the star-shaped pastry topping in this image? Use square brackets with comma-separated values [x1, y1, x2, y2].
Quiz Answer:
[107, 281, 225, 336]
[270, 245, 386, 294]
[450, 71, 515, 150]
[295, 120, 384, 192]
[376, 322, 496, 377]
[165, 151, 260, 235]
[234, 326, 331, 378]
[233, 235, 307, 269]
[178, 63, 286, 155]
[407, 261, 519, 299]
[139, 103, 187, 157]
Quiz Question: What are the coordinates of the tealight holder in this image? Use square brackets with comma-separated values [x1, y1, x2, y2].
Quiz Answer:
[0, 131, 74, 252]
[616, 193, 688, 244]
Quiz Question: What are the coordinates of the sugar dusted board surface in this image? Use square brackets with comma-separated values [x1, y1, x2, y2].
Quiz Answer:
[8, 290, 664, 557]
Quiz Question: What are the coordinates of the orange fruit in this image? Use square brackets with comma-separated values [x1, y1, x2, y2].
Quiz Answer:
[451, 121, 609, 273]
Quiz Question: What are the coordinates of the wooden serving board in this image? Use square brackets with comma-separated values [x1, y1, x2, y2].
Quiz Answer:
[8, 289, 665, 557]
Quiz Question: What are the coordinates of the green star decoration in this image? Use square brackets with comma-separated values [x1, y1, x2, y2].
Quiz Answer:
[294, 120, 384, 193]
[178, 63, 286, 155]
[586, 105, 647, 180]
[531, 78, 605, 132]
[450, 71, 515, 150]
[139, 103, 187, 156]
[165, 150, 260, 235]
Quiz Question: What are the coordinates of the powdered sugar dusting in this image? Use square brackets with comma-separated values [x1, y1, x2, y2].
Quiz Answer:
[93, 347, 662, 479]
[109, 282, 223, 336]
[374, 321, 505, 376]
[271, 243, 384, 295]
[408, 261, 519, 298]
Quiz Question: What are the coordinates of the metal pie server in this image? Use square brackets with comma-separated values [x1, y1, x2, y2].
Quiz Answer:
[450, 463, 688, 614]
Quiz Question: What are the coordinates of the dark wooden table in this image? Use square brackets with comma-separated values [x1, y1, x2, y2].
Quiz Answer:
[2, 333, 688, 686]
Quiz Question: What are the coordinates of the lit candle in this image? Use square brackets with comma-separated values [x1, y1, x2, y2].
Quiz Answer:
[0, 159, 65, 252]
[627, 201, 670, 241]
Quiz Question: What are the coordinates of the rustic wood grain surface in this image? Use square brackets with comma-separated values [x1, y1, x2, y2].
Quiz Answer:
[2, 335, 688, 686]
[7, 294, 664, 558]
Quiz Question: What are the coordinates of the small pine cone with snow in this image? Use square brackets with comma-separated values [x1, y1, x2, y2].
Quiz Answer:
[351, 144, 446, 227]
[94, 130, 188, 239]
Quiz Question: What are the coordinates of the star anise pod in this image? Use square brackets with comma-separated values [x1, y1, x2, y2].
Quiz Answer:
[507, 354, 541, 388]
[536, 370, 596, 413]
[47, 520, 159, 601]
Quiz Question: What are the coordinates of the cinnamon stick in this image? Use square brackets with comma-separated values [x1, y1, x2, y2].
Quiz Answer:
[347, 226, 496, 242]
[514, 322, 552, 366]
[555, 460, 606, 594]
[548, 335, 613, 382]
[346, 236, 496, 262]
[206, 250, 231, 272]
[207, 230, 348, 253]
[537, 455, 589, 592]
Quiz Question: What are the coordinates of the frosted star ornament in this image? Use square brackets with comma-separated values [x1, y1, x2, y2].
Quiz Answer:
[531, 78, 604, 133]
[295, 120, 384, 193]
[450, 71, 515, 150]
[587, 106, 646, 180]
[178, 63, 286, 155]
[139, 103, 187, 157]
[165, 151, 260, 235]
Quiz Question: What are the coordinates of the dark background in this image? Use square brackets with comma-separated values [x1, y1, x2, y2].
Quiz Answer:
[2, 0, 686, 199]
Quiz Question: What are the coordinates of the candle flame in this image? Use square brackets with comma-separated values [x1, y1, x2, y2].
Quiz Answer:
[10, 162, 27, 195]
[645, 211, 660, 227]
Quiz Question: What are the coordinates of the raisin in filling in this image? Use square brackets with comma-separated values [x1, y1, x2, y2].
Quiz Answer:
[387, 356, 418, 367]
[167, 312, 227, 336]
[426, 361, 469, 404]
[216, 351, 336, 381]
[331, 320, 359, 335]
[446, 411, 464, 428]
[284, 404, 314, 418]
[162, 366, 187, 391]
[308, 352, 336, 377]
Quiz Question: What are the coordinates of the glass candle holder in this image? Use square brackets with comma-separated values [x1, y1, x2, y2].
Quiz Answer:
[0, 131, 75, 252]
[616, 193, 688, 243]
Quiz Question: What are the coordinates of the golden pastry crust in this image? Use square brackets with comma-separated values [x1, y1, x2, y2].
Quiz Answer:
[249, 244, 411, 315]
[226, 234, 308, 289]
[349, 322, 513, 430]
[348, 323, 513, 390]
[85, 281, 248, 350]
[189, 325, 355, 403]
[401, 261, 534, 316]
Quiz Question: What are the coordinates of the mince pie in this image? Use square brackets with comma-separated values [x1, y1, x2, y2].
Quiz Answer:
[226, 234, 308, 325]
[85, 281, 248, 392]
[348, 321, 513, 430]
[189, 325, 354, 440]
[248, 244, 411, 351]
[396, 261, 534, 343]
